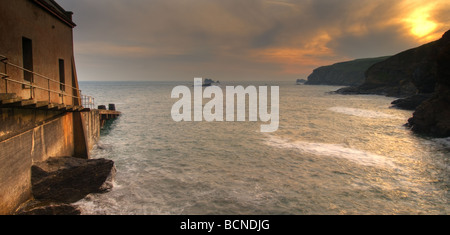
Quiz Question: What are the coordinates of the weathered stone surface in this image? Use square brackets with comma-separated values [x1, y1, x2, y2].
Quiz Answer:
[31, 156, 116, 203]
[15, 200, 81, 215]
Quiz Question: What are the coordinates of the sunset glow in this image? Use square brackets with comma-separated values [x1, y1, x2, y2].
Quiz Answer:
[252, 33, 340, 74]
[57, 0, 450, 81]
[404, 6, 438, 40]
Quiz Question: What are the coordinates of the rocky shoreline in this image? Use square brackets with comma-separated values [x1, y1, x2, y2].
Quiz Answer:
[333, 30, 450, 138]
[15, 156, 116, 215]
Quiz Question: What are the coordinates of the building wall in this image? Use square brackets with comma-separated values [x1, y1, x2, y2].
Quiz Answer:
[0, 0, 78, 105]
[0, 110, 76, 215]
[0, 108, 102, 214]
[0, 108, 65, 142]
[0, 0, 97, 215]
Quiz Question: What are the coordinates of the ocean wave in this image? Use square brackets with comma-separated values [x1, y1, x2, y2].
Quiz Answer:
[328, 106, 401, 119]
[265, 135, 396, 168]
[432, 137, 450, 148]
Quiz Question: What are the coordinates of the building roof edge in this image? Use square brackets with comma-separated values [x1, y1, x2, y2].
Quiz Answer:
[32, 0, 77, 28]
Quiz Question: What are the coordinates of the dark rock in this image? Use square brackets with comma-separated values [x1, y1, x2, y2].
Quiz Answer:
[31, 156, 116, 203]
[296, 79, 307, 85]
[15, 200, 81, 215]
[333, 86, 392, 95]
[408, 93, 450, 137]
[334, 86, 363, 95]
[408, 30, 450, 137]
[204, 78, 214, 84]
[391, 94, 433, 110]
[204, 78, 219, 85]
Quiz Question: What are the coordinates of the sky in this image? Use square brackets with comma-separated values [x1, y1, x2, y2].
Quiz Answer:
[57, 0, 450, 82]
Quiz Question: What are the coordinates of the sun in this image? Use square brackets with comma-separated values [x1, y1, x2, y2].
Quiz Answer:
[409, 14, 438, 38]
[404, 7, 438, 39]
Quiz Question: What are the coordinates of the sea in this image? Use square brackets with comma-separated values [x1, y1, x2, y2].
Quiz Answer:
[76, 81, 449, 215]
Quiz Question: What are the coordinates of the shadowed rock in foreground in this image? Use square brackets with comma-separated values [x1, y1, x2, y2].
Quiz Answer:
[15, 156, 116, 215]
[32, 156, 116, 203]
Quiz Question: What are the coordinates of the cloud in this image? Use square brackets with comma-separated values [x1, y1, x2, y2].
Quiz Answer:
[57, 0, 450, 81]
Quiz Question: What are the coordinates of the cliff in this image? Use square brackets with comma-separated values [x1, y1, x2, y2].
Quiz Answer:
[335, 30, 450, 137]
[337, 32, 449, 97]
[408, 30, 450, 137]
[305, 57, 390, 86]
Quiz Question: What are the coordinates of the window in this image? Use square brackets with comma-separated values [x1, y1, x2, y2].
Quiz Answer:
[22, 37, 33, 82]
[59, 59, 65, 91]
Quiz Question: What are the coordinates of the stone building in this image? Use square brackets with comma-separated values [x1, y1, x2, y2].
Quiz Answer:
[0, 0, 99, 214]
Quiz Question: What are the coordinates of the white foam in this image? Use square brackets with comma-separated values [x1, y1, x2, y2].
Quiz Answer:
[432, 137, 450, 148]
[328, 106, 401, 119]
[266, 135, 396, 168]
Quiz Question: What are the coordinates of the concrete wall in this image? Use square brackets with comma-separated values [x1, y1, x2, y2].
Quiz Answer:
[0, 108, 65, 142]
[0, 110, 77, 215]
[0, 108, 101, 214]
[82, 110, 100, 151]
[0, 0, 79, 105]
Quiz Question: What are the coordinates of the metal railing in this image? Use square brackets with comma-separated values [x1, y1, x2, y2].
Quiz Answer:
[0, 54, 81, 105]
[81, 95, 95, 109]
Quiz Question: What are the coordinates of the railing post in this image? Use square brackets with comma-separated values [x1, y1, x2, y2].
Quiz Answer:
[30, 80, 33, 100]
[4, 60, 7, 94]
[48, 79, 51, 103]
